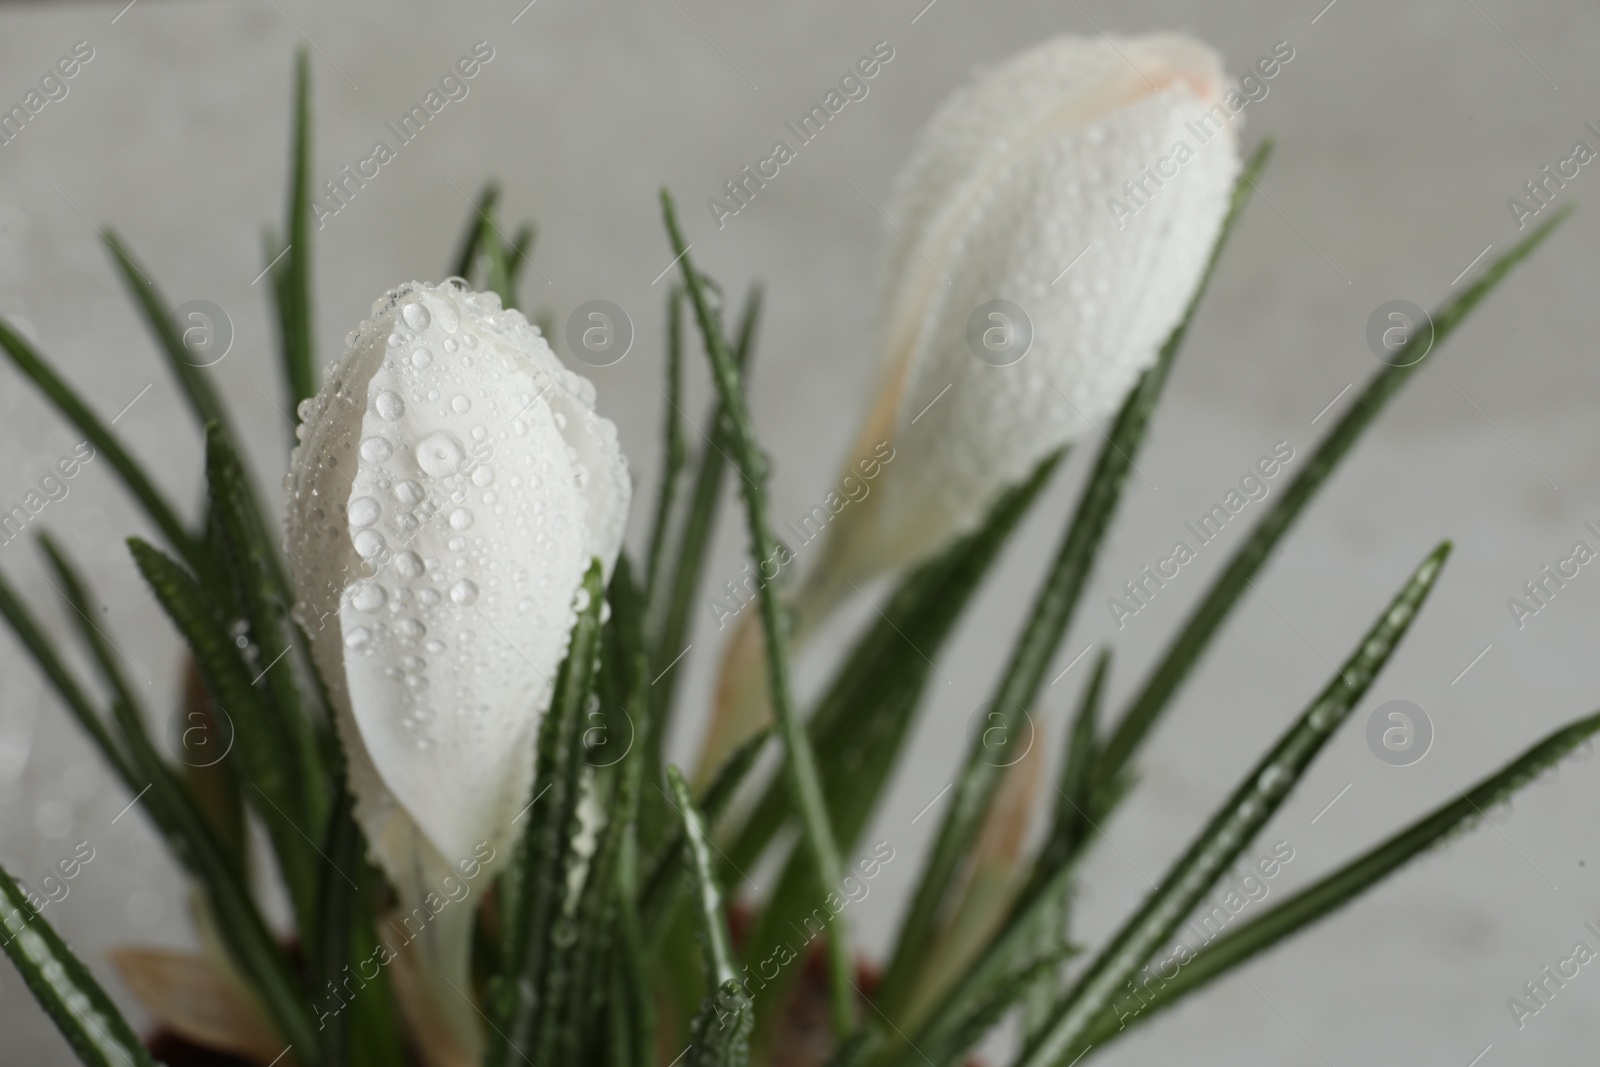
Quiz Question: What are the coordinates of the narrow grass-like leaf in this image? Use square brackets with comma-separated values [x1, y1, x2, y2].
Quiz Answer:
[449, 181, 501, 280]
[0, 563, 135, 789]
[0, 861, 158, 1067]
[734, 452, 1064, 996]
[0, 318, 201, 572]
[725, 450, 1061, 879]
[645, 286, 688, 614]
[104, 230, 233, 434]
[672, 762, 752, 1067]
[1093, 203, 1575, 799]
[278, 48, 316, 411]
[647, 285, 762, 741]
[28, 539, 316, 1058]
[544, 559, 651, 1065]
[481, 210, 516, 310]
[642, 727, 773, 943]
[505, 223, 537, 290]
[486, 560, 606, 1067]
[127, 537, 321, 933]
[663, 189, 855, 1033]
[205, 425, 328, 825]
[669, 764, 740, 985]
[1014, 543, 1450, 1067]
[1073, 703, 1600, 1052]
[874, 140, 1272, 1020]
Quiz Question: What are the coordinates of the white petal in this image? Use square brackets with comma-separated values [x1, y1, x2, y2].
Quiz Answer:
[286, 282, 628, 876]
[821, 35, 1238, 582]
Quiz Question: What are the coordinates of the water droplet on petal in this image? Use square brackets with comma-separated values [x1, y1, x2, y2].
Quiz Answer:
[402, 302, 431, 330]
[451, 394, 471, 414]
[345, 627, 372, 649]
[449, 508, 475, 530]
[397, 618, 426, 639]
[348, 496, 381, 527]
[394, 480, 425, 506]
[360, 436, 393, 462]
[350, 582, 386, 612]
[411, 348, 433, 369]
[471, 465, 495, 488]
[353, 529, 387, 558]
[394, 551, 425, 580]
[374, 391, 405, 420]
[450, 579, 479, 605]
[416, 431, 466, 477]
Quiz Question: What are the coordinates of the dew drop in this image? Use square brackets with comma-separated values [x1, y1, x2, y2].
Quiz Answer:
[450, 579, 480, 606]
[353, 529, 387, 558]
[394, 480, 425, 506]
[394, 551, 425, 580]
[416, 431, 466, 477]
[402, 302, 431, 330]
[451, 394, 471, 414]
[345, 627, 372, 650]
[471, 465, 495, 488]
[348, 496, 381, 527]
[397, 618, 426, 639]
[350, 582, 387, 612]
[449, 508, 475, 530]
[411, 348, 433, 369]
[402, 655, 426, 672]
[360, 436, 393, 462]
[435, 301, 460, 333]
[374, 391, 405, 421]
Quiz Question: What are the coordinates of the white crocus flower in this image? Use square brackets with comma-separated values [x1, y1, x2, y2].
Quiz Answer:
[285, 281, 629, 1059]
[704, 34, 1241, 775]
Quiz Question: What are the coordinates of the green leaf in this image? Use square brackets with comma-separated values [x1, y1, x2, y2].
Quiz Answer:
[0, 317, 202, 573]
[646, 286, 763, 752]
[1075, 703, 1600, 1051]
[505, 223, 538, 290]
[731, 451, 1063, 991]
[644, 286, 688, 615]
[669, 765, 739, 985]
[103, 230, 233, 434]
[276, 48, 316, 412]
[480, 209, 516, 310]
[204, 425, 328, 822]
[687, 979, 755, 1067]
[0, 560, 135, 790]
[671, 759, 752, 1067]
[543, 558, 652, 1066]
[663, 189, 855, 1033]
[25, 539, 317, 1060]
[641, 727, 773, 943]
[0, 861, 158, 1067]
[127, 537, 321, 933]
[1093, 202, 1575, 801]
[725, 450, 1061, 876]
[449, 181, 501, 281]
[486, 560, 606, 1067]
[1014, 543, 1450, 1067]
[890, 656, 1108, 1066]
[874, 140, 1274, 1022]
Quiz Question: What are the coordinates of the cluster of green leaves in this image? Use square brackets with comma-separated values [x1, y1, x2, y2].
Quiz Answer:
[0, 47, 1592, 1067]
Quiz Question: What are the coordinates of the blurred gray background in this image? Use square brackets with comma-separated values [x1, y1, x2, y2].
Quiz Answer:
[2, 0, 1599, 1062]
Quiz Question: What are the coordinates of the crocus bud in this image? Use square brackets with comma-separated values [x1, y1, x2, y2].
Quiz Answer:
[702, 34, 1239, 776]
[284, 281, 629, 1056]
[815, 33, 1240, 596]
